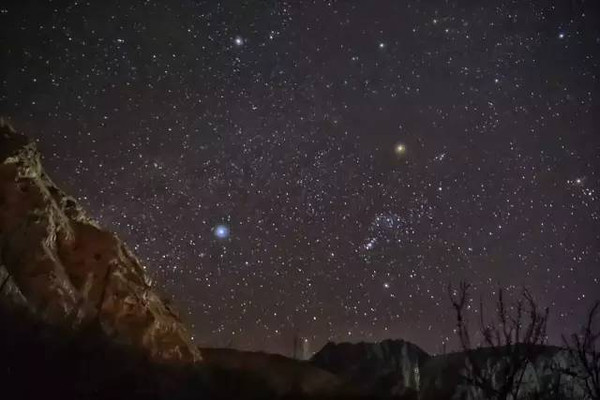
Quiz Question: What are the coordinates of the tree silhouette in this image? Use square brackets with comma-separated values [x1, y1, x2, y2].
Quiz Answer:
[563, 300, 600, 400]
[448, 282, 549, 400]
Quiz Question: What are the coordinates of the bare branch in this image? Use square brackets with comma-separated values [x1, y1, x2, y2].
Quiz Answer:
[448, 282, 550, 400]
[563, 300, 600, 400]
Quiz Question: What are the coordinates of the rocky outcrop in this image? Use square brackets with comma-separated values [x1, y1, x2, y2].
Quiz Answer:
[311, 338, 586, 400]
[0, 122, 201, 363]
[420, 346, 586, 400]
[311, 339, 430, 397]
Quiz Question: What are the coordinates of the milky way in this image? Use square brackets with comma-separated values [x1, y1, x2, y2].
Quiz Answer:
[2, 1, 599, 355]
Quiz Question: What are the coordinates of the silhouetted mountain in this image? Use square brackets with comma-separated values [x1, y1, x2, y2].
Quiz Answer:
[311, 339, 428, 398]
[311, 340, 586, 399]
[420, 345, 585, 400]
[201, 347, 362, 398]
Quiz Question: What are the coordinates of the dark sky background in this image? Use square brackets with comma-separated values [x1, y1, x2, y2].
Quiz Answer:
[2, 0, 599, 356]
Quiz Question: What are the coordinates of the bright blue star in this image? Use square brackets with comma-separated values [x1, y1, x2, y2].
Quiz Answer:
[214, 224, 230, 239]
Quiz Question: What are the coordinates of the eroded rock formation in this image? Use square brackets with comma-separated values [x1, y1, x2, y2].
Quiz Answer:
[311, 339, 430, 397]
[0, 122, 201, 363]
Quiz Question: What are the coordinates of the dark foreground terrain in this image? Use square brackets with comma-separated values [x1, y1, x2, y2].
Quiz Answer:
[0, 304, 374, 399]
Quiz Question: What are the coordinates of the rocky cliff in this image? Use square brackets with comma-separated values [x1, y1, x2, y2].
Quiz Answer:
[311, 339, 430, 397]
[420, 346, 585, 400]
[311, 339, 586, 400]
[0, 121, 200, 363]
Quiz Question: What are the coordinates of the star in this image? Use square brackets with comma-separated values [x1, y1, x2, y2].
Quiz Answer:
[213, 224, 230, 239]
[395, 143, 407, 155]
[234, 36, 244, 46]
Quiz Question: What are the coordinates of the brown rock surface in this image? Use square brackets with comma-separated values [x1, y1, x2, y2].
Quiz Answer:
[0, 121, 201, 363]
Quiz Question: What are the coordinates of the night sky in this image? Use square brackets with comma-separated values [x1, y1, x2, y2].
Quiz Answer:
[2, 1, 599, 356]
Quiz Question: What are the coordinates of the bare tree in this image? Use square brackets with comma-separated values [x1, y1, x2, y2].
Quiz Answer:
[448, 282, 549, 400]
[562, 301, 600, 400]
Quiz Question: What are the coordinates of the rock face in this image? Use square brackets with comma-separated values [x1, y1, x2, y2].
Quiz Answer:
[420, 346, 586, 400]
[311, 339, 430, 397]
[0, 122, 201, 363]
[311, 339, 586, 400]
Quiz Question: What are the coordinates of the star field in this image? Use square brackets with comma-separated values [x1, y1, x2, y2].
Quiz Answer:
[2, 0, 599, 355]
